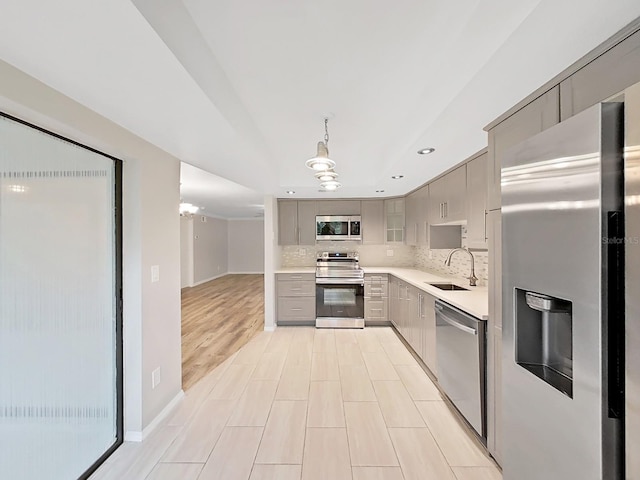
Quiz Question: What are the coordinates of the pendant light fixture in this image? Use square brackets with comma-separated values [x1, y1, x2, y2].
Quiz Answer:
[315, 170, 338, 182]
[306, 117, 336, 172]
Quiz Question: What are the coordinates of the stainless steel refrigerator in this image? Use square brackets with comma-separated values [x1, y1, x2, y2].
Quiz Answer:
[502, 81, 640, 479]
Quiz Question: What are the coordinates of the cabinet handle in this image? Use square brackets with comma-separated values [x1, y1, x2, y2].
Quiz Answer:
[297, 227, 301, 245]
[418, 294, 422, 318]
[439, 203, 443, 218]
[484, 209, 488, 241]
[444, 202, 448, 218]
[291, 308, 302, 311]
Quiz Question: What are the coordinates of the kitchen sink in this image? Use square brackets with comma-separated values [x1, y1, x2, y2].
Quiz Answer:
[426, 282, 469, 291]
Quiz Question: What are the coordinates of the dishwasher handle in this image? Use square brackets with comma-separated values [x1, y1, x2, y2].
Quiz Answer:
[437, 311, 478, 336]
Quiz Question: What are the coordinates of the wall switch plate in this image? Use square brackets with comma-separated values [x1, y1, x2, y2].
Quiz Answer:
[151, 265, 160, 283]
[386, 249, 394, 257]
[152, 367, 161, 389]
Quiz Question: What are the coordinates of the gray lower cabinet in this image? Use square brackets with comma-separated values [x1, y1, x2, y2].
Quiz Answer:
[389, 276, 399, 329]
[276, 273, 315, 325]
[419, 291, 437, 376]
[364, 274, 389, 325]
[388, 275, 437, 377]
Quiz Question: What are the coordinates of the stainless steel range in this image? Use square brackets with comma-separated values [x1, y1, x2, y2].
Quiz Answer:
[315, 252, 365, 328]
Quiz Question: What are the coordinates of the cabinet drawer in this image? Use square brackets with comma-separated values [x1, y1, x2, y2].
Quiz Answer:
[277, 273, 315, 282]
[365, 298, 388, 320]
[365, 282, 388, 298]
[365, 274, 388, 283]
[277, 297, 316, 321]
[277, 280, 315, 296]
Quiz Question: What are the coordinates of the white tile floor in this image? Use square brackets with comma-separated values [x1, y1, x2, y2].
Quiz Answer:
[90, 327, 501, 480]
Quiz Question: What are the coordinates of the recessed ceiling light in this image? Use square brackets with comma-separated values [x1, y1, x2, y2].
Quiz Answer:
[286, 190, 296, 195]
[376, 190, 385, 193]
[391, 175, 404, 180]
[417, 147, 435, 155]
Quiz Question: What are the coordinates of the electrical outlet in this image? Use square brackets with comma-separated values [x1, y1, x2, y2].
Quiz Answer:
[386, 249, 394, 257]
[152, 367, 161, 389]
[299, 248, 306, 256]
[151, 265, 160, 283]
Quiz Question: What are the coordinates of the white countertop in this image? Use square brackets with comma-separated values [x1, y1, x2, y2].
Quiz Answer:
[276, 265, 488, 320]
[363, 267, 488, 320]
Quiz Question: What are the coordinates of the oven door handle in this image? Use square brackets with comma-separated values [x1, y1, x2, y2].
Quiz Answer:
[316, 277, 365, 285]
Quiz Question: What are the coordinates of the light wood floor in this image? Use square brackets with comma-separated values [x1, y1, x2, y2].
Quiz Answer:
[181, 274, 265, 391]
[91, 327, 501, 480]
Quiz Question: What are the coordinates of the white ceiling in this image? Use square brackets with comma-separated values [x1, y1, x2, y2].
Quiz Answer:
[1, 1, 640, 218]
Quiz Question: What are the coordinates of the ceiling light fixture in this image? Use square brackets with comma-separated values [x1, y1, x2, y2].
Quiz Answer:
[305, 117, 336, 172]
[320, 180, 342, 191]
[391, 175, 404, 179]
[376, 190, 385, 193]
[286, 190, 296, 195]
[417, 147, 435, 155]
[179, 202, 199, 216]
[315, 170, 338, 182]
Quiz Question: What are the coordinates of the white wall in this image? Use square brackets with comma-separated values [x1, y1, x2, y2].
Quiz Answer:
[180, 216, 194, 288]
[0, 59, 183, 437]
[228, 219, 264, 273]
[193, 215, 228, 284]
[263, 196, 278, 331]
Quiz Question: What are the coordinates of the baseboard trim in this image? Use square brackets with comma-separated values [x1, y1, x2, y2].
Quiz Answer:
[264, 325, 276, 332]
[193, 273, 227, 286]
[124, 389, 185, 442]
[228, 271, 265, 275]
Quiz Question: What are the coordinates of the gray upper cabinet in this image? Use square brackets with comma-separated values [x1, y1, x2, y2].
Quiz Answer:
[278, 200, 298, 245]
[406, 186, 429, 246]
[361, 200, 385, 245]
[487, 86, 560, 211]
[278, 200, 316, 245]
[417, 186, 429, 245]
[297, 201, 317, 245]
[466, 152, 488, 249]
[428, 165, 466, 224]
[316, 200, 361, 215]
[560, 29, 640, 121]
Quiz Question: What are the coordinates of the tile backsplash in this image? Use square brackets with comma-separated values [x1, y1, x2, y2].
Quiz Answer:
[281, 241, 488, 286]
[281, 244, 415, 267]
[414, 246, 488, 286]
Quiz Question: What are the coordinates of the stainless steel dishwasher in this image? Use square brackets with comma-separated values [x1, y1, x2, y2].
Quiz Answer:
[435, 300, 486, 440]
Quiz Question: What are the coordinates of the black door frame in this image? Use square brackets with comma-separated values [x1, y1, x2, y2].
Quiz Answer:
[0, 111, 124, 480]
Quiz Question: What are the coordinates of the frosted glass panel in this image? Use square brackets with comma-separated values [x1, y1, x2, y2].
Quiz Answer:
[0, 115, 119, 479]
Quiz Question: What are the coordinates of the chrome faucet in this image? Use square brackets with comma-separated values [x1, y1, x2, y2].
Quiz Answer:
[444, 247, 478, 286]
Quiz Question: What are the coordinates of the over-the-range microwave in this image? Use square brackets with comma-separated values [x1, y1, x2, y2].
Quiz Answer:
[316, 215, 361, 242]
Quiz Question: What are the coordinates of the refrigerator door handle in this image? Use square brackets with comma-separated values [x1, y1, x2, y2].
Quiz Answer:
[606, 210, 625, 419]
